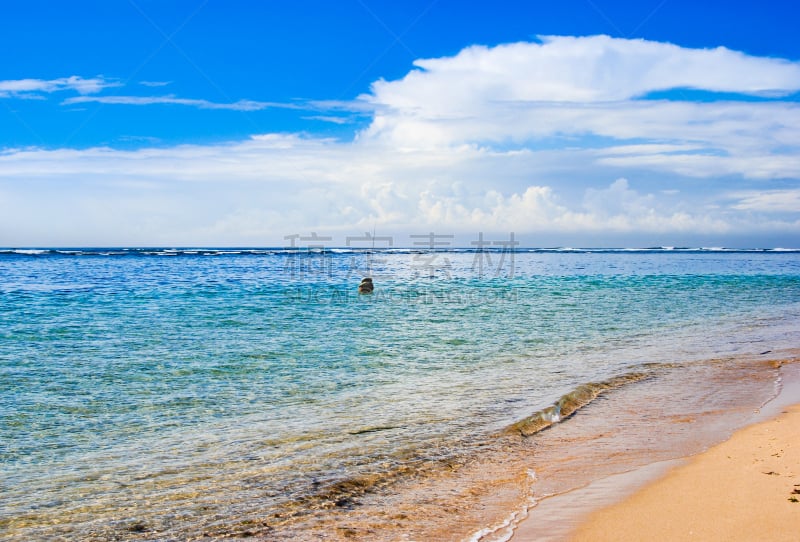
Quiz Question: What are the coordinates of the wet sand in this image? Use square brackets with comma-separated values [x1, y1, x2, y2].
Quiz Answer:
[510, 359, 800, 541]
[269, 353, 799, 541]
[569, 403, 800, 541]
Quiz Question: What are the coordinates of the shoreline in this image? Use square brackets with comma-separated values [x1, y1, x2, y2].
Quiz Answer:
[268, 350, 800, 541]
[5, 345, 797, 541]
[3, 252, 799, 541]
[510, 359, 800, 541]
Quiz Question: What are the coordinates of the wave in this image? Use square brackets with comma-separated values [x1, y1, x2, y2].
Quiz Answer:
[273, 371, 651, 527]
[505, 371, 649, 437]
[2, 247, 799, 258]
[1, 249, 50, 255]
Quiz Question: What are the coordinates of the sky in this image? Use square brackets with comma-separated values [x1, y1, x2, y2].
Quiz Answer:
[1, 0, 799, 248]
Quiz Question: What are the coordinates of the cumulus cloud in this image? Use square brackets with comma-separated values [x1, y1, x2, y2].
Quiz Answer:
[365, 35, 800, 110]
[2, 36, 800, 246]
[0, 136, 786, 246]
[358, 35, 800, 182]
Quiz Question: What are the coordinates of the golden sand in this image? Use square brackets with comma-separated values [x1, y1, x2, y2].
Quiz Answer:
[568, 404, 800, 541]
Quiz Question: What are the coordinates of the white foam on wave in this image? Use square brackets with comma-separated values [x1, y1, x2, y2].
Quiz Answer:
[466, 470, 540, 542]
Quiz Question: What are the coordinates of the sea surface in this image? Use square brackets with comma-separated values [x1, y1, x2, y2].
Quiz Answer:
[1, 247, 799, 541]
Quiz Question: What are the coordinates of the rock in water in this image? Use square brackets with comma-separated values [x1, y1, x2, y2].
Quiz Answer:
[358, 277, 374, 294]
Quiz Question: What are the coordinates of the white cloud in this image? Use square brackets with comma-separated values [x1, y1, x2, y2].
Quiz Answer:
[62, 94, 299, 111]
[584, 178, 650, 217]
[0, 76, 117, 97]
[730, 189, 800, 212]
[410, 178, 733, 235]
[0, 137, 789, 246]
[364, 35, 800, 112]
[302, 115, 353, 124]
[2, 36, 800, 246]
[354, 35, 800, 185]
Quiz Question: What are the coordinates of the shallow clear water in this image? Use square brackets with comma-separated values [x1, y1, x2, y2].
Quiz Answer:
[1, 248, 799, 540]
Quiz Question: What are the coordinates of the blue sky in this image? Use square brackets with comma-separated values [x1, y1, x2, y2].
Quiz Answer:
[1, 0, 799, 247]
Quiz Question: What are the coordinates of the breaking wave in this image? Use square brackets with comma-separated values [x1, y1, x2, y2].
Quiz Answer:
[506, 372, 649, 437]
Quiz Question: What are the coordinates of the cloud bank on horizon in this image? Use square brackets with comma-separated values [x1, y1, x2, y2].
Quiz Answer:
[1, 35, 799, 247]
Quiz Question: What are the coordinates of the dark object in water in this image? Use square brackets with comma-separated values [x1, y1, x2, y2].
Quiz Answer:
[358, 277, 374, 294]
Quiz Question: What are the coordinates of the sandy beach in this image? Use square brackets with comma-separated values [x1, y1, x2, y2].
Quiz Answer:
[567, 402, 800, 541]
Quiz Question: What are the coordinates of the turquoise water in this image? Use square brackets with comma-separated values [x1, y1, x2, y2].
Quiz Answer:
[1, 248, 799, 540]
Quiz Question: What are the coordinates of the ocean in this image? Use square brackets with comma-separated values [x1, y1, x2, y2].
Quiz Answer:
[1, 247, 799, 541]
